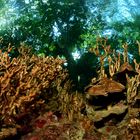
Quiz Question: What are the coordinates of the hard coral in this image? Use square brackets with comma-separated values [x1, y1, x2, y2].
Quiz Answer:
[0, 45, 68, 135]
[85, 77, 125, 96]
[86, 41, 140, 130]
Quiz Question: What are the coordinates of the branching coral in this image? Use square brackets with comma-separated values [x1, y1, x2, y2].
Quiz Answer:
[0, 39, 139, 139]
[126, 59, 140, 118]
[0, 44, 69, 131]
[86, 38, 140, 131]
[56, 79, 85, 121]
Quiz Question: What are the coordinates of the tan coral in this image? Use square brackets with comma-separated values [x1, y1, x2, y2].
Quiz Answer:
[85, 77, 125, 96]
[0, 45, 68, 130]
[115, 62, 138, 77]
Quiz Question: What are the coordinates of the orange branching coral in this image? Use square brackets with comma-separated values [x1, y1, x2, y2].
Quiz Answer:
[126, 59, 140, 117]
[89, 43, 111, 79]
[136, 40, 140, 56]
[0, 45, 68, 128]
[86, 41, 140, 131]
[57, 79, 85, 121]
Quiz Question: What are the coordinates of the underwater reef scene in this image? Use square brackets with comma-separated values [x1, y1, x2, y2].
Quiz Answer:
[0, 42, 140, 140]
[0, 0, 139, 139]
